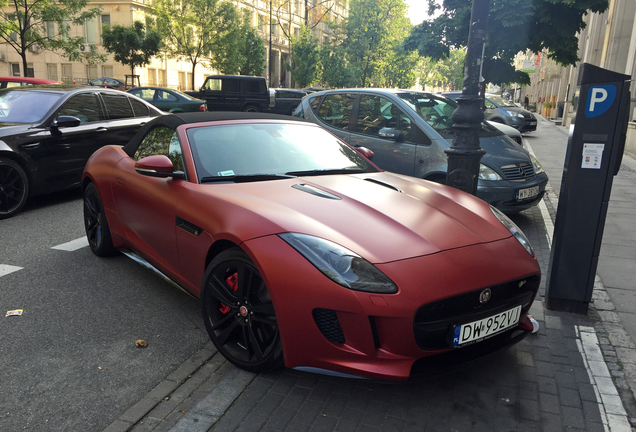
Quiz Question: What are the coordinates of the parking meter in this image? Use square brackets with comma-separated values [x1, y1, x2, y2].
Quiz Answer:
[546, 63, 631, 314]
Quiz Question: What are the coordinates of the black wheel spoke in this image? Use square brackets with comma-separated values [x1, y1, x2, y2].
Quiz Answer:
[208, 274, 239, 307]
[215, 317, 241, 346]
[244, 322, 265, 361]
[251, 314, 278, 327]
[209, 312, 236, 332]
[236, 262, 253, 299]
[250, 302, 275, 316]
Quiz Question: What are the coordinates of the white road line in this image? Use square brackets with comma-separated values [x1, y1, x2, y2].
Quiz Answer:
[524, 138, 555, 247]
[0, 264, 23, 277]
[576, 326, 632, 432]
[51, 237, 89, 251]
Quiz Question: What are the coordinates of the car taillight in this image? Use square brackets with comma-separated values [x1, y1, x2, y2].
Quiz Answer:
[199, 104, 207, 111]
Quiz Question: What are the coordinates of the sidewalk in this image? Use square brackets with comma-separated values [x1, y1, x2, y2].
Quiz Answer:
[103, 116, 636, 432]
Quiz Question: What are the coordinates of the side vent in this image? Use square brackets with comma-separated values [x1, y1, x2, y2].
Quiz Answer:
[369, 316, 381, 349]
[313, 308, 345, 344]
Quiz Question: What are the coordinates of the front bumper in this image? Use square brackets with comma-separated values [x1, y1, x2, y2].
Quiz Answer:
[244, 235, 541, 380]
[477, 172, 548, 214]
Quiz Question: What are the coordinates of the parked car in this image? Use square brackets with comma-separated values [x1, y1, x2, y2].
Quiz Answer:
[0, 76, 62, 88]
[294, 88, 548, 213]
[270, 88, 306, 115]
[302, 86, 329, 94]
[441, 91, 537, 132]
[0, 86, 163, 219]
[487, 121, 523, 146]
[184, 75, 275, 112]
[88, 77, 128, 90]
[81, 112, 540, 380]
[128, 86, 207, 113]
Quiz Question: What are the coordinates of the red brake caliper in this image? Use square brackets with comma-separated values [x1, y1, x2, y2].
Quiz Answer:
[219, 272, 239, 314]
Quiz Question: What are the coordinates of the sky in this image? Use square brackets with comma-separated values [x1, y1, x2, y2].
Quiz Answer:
[405, 0, 430, 25]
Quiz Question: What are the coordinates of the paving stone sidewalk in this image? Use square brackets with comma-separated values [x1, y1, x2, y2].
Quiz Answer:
[103, 118, 636, 432]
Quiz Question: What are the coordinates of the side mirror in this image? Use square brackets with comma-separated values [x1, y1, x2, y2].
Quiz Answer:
[135, 155, 185, 180]
[379, 127, 404, 141]
[51, 115, 81, 129]
[357, 146, 375, 160]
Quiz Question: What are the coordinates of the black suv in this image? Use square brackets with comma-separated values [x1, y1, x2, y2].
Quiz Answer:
[185, 75, 275, 112]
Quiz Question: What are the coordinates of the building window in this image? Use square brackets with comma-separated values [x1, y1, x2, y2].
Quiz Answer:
[186, 72, 193, 90]
[102, 65, 113, 78]
[100, 15, 110, 43]
[258, 15, 264, 32]
[61, 64, 73, 84]
[46, 22, 55, 39]
[158, 69, 167, 86]
[47, 64, 58, 81]
[85, 18, 96, 44]
[148, 68, 157, 85]
[87, 65, 98, 81]
[26, 63, 34, 78]
[10, 63, 20, 77]
[178, 71, 185, 90]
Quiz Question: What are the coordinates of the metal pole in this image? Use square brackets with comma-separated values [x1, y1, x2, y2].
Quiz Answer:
[445, 0, 490, 194]
[269, 0, 273, 86]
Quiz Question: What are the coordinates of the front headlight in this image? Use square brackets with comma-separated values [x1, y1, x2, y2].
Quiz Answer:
[479, 164, 503, 181]
[530, 153, 544, 174]
[490, 205, 535, 257]
[279, 233, 398, 293]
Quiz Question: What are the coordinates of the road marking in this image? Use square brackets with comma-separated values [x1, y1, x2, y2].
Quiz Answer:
[51, 237, 89, 251]
[576, 326, 632, 432]
[0, 264, 23, 277]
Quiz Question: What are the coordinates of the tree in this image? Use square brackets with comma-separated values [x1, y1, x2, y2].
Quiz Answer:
[102, 21, 162, 78]
[287, 25, 320, 88]
[405, 0, 609, 85]
[417, 48, 466, 91]
[342, 0, 412, 87]
[236, 13, 266, 76]
[0, 0, 105, 77]
[152, 0, 240, 89]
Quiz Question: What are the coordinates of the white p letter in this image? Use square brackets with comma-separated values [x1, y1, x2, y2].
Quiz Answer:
[589, 88, 608, 112]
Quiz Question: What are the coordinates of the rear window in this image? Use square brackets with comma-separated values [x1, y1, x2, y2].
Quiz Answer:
[130, 98, 150, 117]
[101, 93, 134, 119]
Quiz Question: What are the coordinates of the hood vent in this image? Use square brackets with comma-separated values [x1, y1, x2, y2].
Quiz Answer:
[364, 178, 403, 193]
[292, 183, 341, 200]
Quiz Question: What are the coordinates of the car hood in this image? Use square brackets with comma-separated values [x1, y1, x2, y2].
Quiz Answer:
[445, 134, 531, 169]
[193, 172, 512, 263]
[501, 106, 532, 116]
[0, 123, 33, 135]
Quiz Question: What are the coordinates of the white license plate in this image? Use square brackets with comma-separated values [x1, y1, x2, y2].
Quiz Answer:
[452, 305, 521, 347]
[517, 185, 539, 200]
[528, 121, 537, 125]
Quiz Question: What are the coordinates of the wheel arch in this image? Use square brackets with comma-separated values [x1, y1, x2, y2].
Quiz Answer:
[204, 239, 241, 273]
[0, 151, 32, 184]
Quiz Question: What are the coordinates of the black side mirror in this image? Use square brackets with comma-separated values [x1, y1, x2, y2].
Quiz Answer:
[51, 115, 81, 129]
[379, 127, 404, 142]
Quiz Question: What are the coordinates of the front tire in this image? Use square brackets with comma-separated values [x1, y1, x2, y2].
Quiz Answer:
[0, 158, 29, 219]
[83, 182, 117, 257]
[242, 105, 261, 113]
[201, 248, 283, 373]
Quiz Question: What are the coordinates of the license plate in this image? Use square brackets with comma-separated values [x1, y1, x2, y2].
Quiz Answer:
[452, 305, 521, 347]
[517, 185, 539, 200]
[528, 121, 537, 125]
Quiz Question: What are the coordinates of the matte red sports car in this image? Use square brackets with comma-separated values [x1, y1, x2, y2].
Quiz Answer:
[81, 112, 540, 380]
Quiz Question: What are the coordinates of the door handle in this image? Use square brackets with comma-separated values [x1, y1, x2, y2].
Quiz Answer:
[96, 127, 108, 133]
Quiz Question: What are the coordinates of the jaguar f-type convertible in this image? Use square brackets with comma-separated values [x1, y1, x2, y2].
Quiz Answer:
[81, 112, 540, 380]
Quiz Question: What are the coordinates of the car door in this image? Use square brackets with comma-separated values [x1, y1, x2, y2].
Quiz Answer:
[100, 92, 149, 145]
[112, 126, 185, 274]
[153, 90, 181, 112]
[34, 92, 111, 190]
[348, 94, 419, 175]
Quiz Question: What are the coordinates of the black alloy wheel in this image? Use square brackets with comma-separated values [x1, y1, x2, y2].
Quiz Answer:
[83, 182, 117, 257]
[202, 248, 283, 372]
[0, 158, 29, 219]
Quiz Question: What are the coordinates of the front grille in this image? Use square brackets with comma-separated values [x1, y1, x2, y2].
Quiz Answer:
[500, 163, 535, 180]
[413, 275, 540, 350]
[313, 308, 345, 344]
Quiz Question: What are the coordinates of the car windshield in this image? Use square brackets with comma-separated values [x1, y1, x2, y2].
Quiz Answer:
[487, 95, 516, 107]
[0, 90, 63, 123]
[397, 92, 494, 137]
[187, 122, 378, 183]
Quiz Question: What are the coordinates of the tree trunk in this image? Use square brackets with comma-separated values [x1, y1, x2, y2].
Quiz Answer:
[191, 61, 197, 90]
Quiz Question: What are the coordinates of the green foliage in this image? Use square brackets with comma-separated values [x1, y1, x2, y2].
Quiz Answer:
[153, 0, 240, 87]
[373, 46, 419, 89]
[0, 0, 105, 76]
[288, 25, 321, 88]
[237, 13, 266, 76]
[102, 21, 162, 76]
[406, 0, 609, 85]
[417, 48, 466, 91]
[343, 0, 412, 87]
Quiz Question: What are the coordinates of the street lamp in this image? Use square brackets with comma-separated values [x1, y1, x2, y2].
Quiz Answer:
[268, 0, 272, 86]
[445, 0, 490, 195]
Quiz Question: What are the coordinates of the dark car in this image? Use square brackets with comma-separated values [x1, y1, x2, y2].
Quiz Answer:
[0, 77, 62, 88]
[88, 77, 128, 90]
[270, 88, 306, 115]
[294, 88, 548, 213]
[185, 75, 275, 112]
[442, 91, 537, 132]
[0, 86, 162, 219]
[81, 112, 540, 380]
[128, 86, 207, 113]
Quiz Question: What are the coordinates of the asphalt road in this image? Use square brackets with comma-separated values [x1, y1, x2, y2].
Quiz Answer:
[0, 189, 209, 431]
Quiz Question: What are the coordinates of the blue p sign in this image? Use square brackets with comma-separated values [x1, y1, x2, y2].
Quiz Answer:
[585, 85, 616, 118]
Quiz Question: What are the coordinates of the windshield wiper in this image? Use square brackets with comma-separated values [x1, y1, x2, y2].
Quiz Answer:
[284, 168, 370, 176]
[200, 173, 296, 183]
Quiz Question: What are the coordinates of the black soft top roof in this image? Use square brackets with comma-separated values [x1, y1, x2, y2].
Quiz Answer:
[122, 112, 309, 157]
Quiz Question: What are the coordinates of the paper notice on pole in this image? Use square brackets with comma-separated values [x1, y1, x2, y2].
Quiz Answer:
[582, 143, 604, 169]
